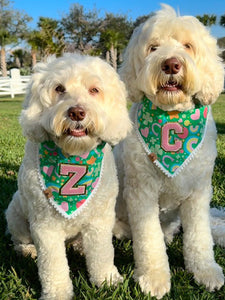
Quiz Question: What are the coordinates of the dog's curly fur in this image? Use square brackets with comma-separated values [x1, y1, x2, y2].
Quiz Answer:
[114, 4, 225, 299]
[6, 53, 132, 300]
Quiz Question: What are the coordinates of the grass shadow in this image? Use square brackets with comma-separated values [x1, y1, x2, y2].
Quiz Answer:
[216, 122, 225, 135]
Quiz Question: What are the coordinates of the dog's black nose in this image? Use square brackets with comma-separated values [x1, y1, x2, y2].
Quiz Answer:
[161, 57, 181, 74]
[67, 106, 86, 121]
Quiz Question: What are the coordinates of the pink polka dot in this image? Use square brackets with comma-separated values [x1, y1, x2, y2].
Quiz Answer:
[60, 202, 69, 212]
[76, 199, 85, 208]
[158, 119, 162, 123]
[203, 106, 208, 119]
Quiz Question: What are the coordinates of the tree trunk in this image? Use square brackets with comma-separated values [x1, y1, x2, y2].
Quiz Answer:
[119, 52, 123, 63]
[15, 57, 21, 68]
[1, 47, 7, 77]
[31, 49, 37, 68]
[110, 45, 117, 70]
[106, 51, 110, 63]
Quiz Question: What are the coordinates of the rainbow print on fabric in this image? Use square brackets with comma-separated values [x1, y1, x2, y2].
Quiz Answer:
[135, 96, 209, 177]
[37, 141, 106, 218]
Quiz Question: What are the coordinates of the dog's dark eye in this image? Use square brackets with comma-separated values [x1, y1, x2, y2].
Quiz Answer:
[89, 87, 100, 95]
[149, 45, 158, 53]
[55, 85, 66, 94]
[184, 43, 192, 50]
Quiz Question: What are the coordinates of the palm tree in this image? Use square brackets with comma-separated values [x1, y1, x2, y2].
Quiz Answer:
[196, 14, 217, 27]
[37, 17, 65, 58]
[26, 30, 43, 67]
[26, 17, 65, 66]
[100, 30, 123, 70]
[11, 48, 24, 68]
[99, 13, 133, 69]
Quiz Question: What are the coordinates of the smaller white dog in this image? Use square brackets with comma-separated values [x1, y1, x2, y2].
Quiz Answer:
[115, 4, 225, 299]
[6, 53, 131, 300]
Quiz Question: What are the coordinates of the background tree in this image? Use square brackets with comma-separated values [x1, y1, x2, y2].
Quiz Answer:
[9, 48, 31, 73]
[0, 0, 31, 76]
[37, 17, 65, 59]
[219, 14, 225, 27]
[218, 17, 225, 62]
[26, 30, 43, 67]
[132, 14, 153, 29]
[217, 37, 225, 62]
[100, 29, 123, 69]
[98, 13, 133, 69]
[61, 3, 101, 53]
[196, 14, 217, 26]
[11, 48, 24, 68]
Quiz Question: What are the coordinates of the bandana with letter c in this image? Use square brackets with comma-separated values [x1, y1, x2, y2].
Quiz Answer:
[135, 96, 209, 177]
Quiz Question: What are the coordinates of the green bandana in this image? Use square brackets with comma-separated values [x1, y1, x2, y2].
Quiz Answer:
[37, 141, 106, 218]
[135, 96, 209, 177]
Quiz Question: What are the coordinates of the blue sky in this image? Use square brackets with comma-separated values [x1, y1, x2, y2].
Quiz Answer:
[13, 0, 225, 38]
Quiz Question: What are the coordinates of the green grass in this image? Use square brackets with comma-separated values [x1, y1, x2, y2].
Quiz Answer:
[0, 94, 225, 299]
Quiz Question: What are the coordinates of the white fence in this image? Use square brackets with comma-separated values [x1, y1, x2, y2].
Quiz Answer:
[0, 70, 31, 98]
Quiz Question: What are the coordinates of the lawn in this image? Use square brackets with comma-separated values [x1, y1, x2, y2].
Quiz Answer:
[0, 94, 224, 299]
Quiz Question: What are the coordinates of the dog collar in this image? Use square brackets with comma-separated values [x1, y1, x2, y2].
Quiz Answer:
[135, 96, 209, 177]
[37, 141, 106, 218]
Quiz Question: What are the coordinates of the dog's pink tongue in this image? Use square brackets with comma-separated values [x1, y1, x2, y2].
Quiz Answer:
[69, 129, 86, 137]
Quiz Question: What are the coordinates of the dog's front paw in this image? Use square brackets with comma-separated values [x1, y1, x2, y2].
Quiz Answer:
[105, 266, 123, 286]
[90, 265, 123, 287]
[134, 270, 171, 299]
[40, 289, 73, 300]
[40, 291, 73, 300]
[193, 263, 224, 291]
[40, 280, 74, 300]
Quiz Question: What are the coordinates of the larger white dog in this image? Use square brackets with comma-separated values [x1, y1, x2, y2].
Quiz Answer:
[6, 54, 131, 300]
[115, 5, 225, 299]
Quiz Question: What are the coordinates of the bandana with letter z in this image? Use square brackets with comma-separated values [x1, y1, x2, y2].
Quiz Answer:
[37, 141, 106, 218]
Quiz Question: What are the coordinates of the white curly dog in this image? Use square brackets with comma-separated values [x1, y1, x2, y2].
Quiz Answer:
[114, 4, 225, 299]
[6, 53, 131, 300]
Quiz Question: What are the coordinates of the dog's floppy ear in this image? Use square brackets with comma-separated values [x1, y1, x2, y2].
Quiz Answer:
[100, 74, 132, 145]
[194, 23, 224, 105]
[119, 25, 146, 103]
[20, 60, 53, 142]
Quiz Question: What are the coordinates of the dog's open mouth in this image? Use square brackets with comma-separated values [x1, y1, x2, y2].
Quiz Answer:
[161, 80, 182, 92]
[66, 125, 88, 138]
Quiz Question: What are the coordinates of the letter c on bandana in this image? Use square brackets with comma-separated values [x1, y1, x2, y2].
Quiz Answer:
[161, 123, 183, 152]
